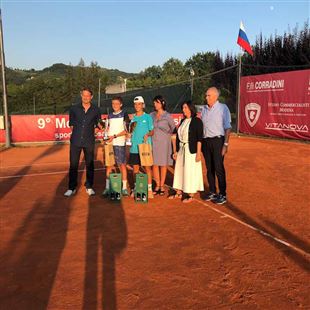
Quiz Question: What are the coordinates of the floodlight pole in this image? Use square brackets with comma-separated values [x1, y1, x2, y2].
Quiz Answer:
[236, 53, 242, 134]
[190, 67, 195, 100]
[0, 9, 10, 147]
[98, 78, 101, 108]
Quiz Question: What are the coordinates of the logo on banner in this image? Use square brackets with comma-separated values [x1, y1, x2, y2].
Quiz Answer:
[265, 123, 308, 133]
[245, 103, 261, 127]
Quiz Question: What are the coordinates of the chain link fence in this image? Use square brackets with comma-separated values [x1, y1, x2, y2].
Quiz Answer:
[2, 65, 239, 130]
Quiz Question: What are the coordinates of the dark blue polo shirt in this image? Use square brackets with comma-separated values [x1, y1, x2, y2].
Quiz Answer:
[69, 103, 101, 147]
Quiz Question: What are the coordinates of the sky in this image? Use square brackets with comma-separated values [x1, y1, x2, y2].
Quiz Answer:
[1, 0, 309, 73]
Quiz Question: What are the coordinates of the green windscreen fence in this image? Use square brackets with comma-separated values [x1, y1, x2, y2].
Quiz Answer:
[99, 82, 191, 114]
[3, 65, 238, 132]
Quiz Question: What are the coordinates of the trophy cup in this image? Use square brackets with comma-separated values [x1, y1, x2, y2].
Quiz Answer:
[126, 121, 137, 146]
[98, 118, 109, 142]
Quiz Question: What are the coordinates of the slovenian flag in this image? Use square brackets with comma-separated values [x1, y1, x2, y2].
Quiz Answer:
[237, 21, 253, 56]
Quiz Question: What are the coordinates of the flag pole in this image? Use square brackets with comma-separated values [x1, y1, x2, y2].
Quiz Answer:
[236, 20, 253, 135]
[0, 8, 10, 147]
[236, 51, 242, 135]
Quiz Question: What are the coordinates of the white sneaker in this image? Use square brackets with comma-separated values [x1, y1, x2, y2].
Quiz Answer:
[86, 188, 95, 196]
[64, 189, 76, 197]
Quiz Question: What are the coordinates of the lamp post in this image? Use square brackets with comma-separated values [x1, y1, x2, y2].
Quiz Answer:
[124, 78, 127, 93]
[0, 9, 10, 147]
[189, 67, 195, 100]
[98, 78, 101, 107]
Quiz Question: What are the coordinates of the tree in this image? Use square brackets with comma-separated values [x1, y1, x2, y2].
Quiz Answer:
[162, 58, 185, 82]
[64, 63, 76, 103]
[185, 52, 216, 103]
[78, 58, 85, 67]
[142, 65, 162, 80]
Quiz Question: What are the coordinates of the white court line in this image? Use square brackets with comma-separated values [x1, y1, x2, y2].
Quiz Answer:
[0, 167, 106, 179]
[0, 160, 102, 169]
[166, 180, 310, 259]
[0, 164, 132, 179]
[194, 198, 310, 259]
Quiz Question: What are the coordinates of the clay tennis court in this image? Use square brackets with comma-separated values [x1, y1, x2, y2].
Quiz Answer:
[1, 135, 309, 309]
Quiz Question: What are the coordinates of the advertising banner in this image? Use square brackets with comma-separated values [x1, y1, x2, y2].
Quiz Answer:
[0, 114, 184, 143]
[239, 69, 310, 140]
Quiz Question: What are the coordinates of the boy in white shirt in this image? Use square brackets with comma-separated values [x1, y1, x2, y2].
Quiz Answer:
[102, 96, 130, 196]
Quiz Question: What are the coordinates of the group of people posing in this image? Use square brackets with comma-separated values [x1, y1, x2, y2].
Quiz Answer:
[64, 86, 232, 205]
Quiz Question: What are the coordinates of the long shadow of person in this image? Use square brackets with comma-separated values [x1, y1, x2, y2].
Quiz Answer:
[83, 194, 127, 310]
[226, 202, 310, 272]
[0, 168, 82, 309]
[260, 217, 310, 254]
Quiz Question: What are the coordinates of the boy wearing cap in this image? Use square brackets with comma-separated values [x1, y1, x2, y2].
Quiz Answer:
[129, 96, 154, 198]
[102, 96, 130, 197]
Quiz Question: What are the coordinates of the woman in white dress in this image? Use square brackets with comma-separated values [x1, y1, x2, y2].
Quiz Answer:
[169, 101, 204, 203]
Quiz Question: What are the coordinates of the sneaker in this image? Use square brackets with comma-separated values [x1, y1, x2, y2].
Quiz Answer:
[141, 193, 147, 202]
[136, 192, 141, 201]
[110, 192, 115, 201]
[116, 192, 121, 201]
[204, 192, 217, 201]
[122, 189, 129, 196]
[213, 194, 227, 205]
[86, 188, 95, 196]
[64, 189, 76, 197]
[102, 188, 110, 197]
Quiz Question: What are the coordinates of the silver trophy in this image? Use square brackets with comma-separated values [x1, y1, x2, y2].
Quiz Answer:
[98, 118, 109, 141]
[126, 120, 137, 146]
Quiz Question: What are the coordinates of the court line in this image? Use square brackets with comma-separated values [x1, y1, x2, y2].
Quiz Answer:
[165, 179, 310, 259]
[0, 167, 106, 179]
[194, 198, 310, 259]
[0, 160, 102, 169]
[0, 164, 134, 179]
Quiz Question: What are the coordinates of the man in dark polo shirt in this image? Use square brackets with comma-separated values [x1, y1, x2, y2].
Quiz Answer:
[64, 88, 101, 197]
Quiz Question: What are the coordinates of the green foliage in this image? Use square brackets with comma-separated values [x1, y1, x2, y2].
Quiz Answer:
[1, 61, 135, 114]
[242, 22, 310, 75]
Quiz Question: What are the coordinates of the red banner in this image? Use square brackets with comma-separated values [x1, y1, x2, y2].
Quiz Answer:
[239, 69, 310, 140]
[0, 114, 184, 143]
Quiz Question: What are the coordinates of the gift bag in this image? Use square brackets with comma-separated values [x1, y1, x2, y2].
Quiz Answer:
[138, 143, 153, 166]
[104, 143, 115, 167]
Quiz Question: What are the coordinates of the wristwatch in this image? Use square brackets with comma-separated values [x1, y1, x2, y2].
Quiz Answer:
[114, 134, 117, 139]
[224, 142, 229, 146]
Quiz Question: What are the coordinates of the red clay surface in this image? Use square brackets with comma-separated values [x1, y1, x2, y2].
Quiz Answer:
[0, 136, 309, 309]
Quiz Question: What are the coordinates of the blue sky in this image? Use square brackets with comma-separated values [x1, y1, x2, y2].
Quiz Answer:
[1, 0, 309, 73]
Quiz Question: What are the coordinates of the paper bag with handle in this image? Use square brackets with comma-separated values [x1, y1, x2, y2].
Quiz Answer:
[138, 143, 153, 166]
[104, 143, 115, 167]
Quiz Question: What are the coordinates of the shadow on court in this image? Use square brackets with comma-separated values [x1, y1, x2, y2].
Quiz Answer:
[83, 194, 127, 309]
[165, 161, 310, 272]
[226, 202, 310, 272]
[0, 172, 76, 309]
[260, 217, 310, 255]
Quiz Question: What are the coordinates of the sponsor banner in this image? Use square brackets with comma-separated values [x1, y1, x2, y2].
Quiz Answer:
[0, 127, 5, 142]
[0, 114, 184, 143]
[240, 69, 310, 140]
